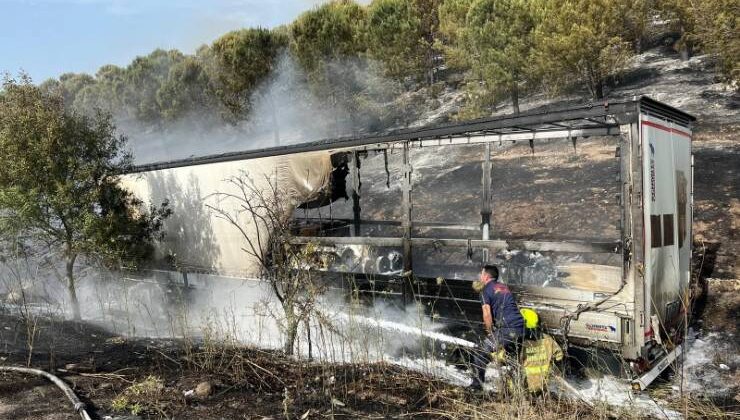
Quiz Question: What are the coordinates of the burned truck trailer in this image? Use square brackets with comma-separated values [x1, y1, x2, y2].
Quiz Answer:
[122, 97, 695, 389]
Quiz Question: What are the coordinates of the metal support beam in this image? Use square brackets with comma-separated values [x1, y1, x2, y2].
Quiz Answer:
[617, 124, 635, 354]
[413, 127, 620, 148]
[294, 218, 479, 231]
[128, 98, 693, 174]
[290, 236, 620, 254]
[401, 143, 413, 269]
[401, 142, 413, 304]
[351, 151, 361, 236]
[585, 117, 607, 125]
[481, 143, 492, 241]
[352, 127, 621, 153]
[623, 122, 645, 359]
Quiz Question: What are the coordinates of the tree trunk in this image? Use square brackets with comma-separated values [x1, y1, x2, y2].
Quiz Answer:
[679, 26, 692, 61]
[305, 318, 312, 360]
[66, 254, 81, 321]
[592, 76, 605, 100]
[679, 41, 692, 61]
[511, 85, 520, 115]
[283, 307, 299, 356]
[428, 45, 435, 86]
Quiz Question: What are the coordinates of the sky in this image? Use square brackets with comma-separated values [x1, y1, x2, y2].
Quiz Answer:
[0, 0, 328, 82]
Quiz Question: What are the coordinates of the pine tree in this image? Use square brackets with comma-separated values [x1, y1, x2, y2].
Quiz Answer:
[157, 56, 219, 122]
[121, 49, 186, 123]
[689, 0, 739, 84]
[437, 0, 475, 71]
[366, 0, 425, 81]
[209, 28, 287, 119]
[656, 0, 696, 60]
[290, 1, 367, 77]
[463, 0, 539, 114]
[535, 0, 634, 100]
[366, 0, 441, 84]
[412, 0, 443, 84]
[289, 1, 369, 130]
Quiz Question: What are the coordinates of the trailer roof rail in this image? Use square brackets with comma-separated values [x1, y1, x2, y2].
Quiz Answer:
[126, 96, 695, 174]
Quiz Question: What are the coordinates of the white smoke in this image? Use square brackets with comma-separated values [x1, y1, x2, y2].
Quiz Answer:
[72, 270, 469, 357]
[27, 268, 475, 384]
[123, 53, 403, 165]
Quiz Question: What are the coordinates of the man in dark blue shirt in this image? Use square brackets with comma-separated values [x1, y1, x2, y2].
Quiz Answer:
[471, 264, 525, 389]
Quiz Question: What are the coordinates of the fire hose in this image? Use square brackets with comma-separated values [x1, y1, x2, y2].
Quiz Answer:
[0, 366, 93, 420]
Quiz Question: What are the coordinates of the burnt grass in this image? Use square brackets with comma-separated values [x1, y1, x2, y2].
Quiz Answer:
[0, 313, 605, 419]
[692, 124, 740, 279]
[0, 313, 437, 418]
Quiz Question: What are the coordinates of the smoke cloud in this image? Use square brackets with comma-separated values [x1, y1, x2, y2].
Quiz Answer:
[0, 254, 474, 385]
[124, 53, 404, 165]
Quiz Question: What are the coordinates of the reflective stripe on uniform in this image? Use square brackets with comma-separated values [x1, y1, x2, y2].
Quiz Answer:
[524, 364, 551, 375]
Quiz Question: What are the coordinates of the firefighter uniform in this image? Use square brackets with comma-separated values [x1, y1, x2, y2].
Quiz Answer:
[522, 333, 563, 392]
[471, 281, 525, 386]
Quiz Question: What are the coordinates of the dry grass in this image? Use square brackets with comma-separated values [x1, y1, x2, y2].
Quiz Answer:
[110, 375, 166, 416]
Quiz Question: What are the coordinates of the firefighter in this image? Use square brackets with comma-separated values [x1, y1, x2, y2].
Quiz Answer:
[470, 264, 525, 389]
[520, 309, 563, 394]
[520, 307, 540, 340]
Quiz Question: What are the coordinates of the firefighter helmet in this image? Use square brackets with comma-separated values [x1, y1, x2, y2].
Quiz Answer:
[520, 308, 539, 329]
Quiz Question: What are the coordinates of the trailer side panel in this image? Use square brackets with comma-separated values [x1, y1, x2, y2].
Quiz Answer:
[640, 114, 692, 339]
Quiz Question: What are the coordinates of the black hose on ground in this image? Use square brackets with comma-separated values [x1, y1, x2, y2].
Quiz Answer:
[0, 366, 93, 420]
